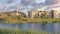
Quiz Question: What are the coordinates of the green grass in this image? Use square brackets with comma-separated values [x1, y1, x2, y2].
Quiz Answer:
[25, 18, 60, 23]
[0, 16, 60, 24]
[0, 28, 59, 34]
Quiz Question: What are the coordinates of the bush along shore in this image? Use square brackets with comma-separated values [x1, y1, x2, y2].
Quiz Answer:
[0, 17, 60, 24]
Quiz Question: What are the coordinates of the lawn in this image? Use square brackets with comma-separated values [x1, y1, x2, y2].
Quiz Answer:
[0, 28, 59, 34]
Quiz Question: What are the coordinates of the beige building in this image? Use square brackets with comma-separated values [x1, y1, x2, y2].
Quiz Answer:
[28, 10, 37, 18]
[49, 10, 60, 18]
[0, 11, 26, 18]
[1, 11, 21, 17]
[28, 10, 49, 18]
[9, 11, 21, 17]
[28, 9, 60, 18]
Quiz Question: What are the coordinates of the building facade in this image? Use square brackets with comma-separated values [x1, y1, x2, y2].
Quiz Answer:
[49, 10, 60, 18]
[28, 10, 49, 18]
[28, 10, 37, 18]
[28, 9, 60, 18]
[0, 11, 26, 18]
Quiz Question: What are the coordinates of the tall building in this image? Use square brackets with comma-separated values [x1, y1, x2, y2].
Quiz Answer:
[37, 11, 49, 18]
[28, 10, 49, 18]
[28, 9, 60, 18]
[50, 10, 60, 18]
[28, 10, 38, 18]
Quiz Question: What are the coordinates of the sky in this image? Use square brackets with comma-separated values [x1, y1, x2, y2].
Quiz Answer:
[0, 0, 45, 4]
[0, 0, 60, 12]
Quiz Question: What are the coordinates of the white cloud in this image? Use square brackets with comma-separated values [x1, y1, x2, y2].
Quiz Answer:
[35, 0, 46, 3]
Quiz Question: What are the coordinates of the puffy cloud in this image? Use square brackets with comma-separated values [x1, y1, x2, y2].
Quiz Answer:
[1, 0, 60, 12]
[35, 0, 45, 3]
[6, 0, 16, 4]
[45, 0, 60, 5]
[21, 0, 35, 5]
[0, 4, 3, 9]
[0, 4, 6, 9]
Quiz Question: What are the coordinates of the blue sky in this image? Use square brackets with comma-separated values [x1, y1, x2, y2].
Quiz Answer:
[0, 0, 46, 6]
[35, 0, 45, 3]
[0, 0, 60, 12]
[0, 0, 46, 11]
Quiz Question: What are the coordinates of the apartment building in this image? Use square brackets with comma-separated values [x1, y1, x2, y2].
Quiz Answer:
[28, 10, 49, 18]
[49, 10, 60, 18]
[28, 9, 60, 18]
[0, 11, 21, 17]
[0, 11, 26, 18]
[9, 11, 21, 17]
[38, 11, 49, 18]
[28, 10, 37, 18]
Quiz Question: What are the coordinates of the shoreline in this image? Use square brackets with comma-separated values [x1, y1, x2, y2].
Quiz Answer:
[0, 18, 60, 24]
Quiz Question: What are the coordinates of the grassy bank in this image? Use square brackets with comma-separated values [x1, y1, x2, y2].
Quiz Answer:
[26, 18, 60, 23]
[0, 28, 59, 34]
[0, 16, 60, 24]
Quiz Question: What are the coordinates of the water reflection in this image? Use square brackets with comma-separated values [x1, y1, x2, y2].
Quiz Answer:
[0, 23, 60, 32]
[54, 23, 59, 32]
[46, 23, 54, 32]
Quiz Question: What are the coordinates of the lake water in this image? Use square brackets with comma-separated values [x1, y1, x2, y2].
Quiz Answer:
[0, 23, 60, 32]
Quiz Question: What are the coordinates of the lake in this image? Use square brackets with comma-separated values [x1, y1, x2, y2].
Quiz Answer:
[0, 23, 60, 32]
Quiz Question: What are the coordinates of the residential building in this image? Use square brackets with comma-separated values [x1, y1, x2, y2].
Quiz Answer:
[0, 11, 26, 18]
[9, 11, 21, 17]
[38, 11, 49, 18]
[0, 13, 8, 18]
[28, 10, 49, 18]
[28, 9, 60, 18]
[28, 10, 37, 18]
[49, 10, 60, 18]
[9, 11, 26, 17]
